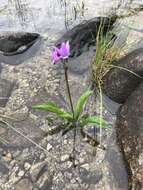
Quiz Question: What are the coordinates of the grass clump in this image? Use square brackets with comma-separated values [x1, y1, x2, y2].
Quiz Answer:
[92, 21, 121, 86]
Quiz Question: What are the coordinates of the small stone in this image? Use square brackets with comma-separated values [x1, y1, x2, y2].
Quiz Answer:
[24, 162, 31, 170]
[30, 161, 47, 182]
[61, 154, 69, 162]
[81, 163, 89, 170]
[10, 160, 16, 166]
[79, 157, 84, 164]
[46, 143, 52, 151]
[36, 171, 53, 190]
[3, 152, 13, 162]
[18, 170, 25, 177]
[40, 152, 46, 160]
[66, 161, 72, 168]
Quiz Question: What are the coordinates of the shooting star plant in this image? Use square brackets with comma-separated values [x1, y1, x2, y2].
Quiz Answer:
[33, 41, 110, 164]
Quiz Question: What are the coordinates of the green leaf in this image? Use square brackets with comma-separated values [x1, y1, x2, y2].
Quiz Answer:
[75, 90, 93, 120]
[45, 101, 59, 108]
[33, 102, 73, 121]
[81, 116, 111, 129]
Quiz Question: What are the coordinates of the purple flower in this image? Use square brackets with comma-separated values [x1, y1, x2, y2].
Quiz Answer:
[51, 41, 70, 64]
[59, 41, 70, 59]
[51, 47, 61, 64]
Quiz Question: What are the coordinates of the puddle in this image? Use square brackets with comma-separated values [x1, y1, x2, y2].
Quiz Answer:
[0, 0, 143, 190]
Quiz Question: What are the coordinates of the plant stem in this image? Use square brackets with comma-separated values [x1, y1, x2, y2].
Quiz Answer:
[63, 60, 75, 118]
[98, 80, 103, 145]
[63, 60, 77, 167]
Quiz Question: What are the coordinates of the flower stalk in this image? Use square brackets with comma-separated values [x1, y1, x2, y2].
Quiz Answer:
[63, 60, 77, 167]
[63, 60, 75, 119]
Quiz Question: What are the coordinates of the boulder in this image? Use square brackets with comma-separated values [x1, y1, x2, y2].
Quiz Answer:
[56, 16, 117, 57]
[116, 81, 143, 190]
[103, 48, 143, 103]
[0, 32, 39, 56]
[0, 32, 42, 65]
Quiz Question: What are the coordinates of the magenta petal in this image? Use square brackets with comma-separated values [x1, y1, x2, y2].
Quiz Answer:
[51, 47, 61, 64]
[51, 41, 70, 64]
[60, 41, 70, 59]
[66, 41, 70, 54]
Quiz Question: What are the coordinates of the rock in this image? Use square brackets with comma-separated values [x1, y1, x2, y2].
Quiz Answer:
[2, 152, 13, 162]
[105, 148, 128, 189]
[0, 32, 42, 65]
[0, 32, 39, 56]
[17, 170, 25, 177]
[79, 167, 102, 185]
[66, 47, 95, 74]
[15, 178, 33, 190]
[116, 81, 143, 189]
[0, 161, 9, 175]
[0, 79, 15, 107]
[24, 162, 31, 170]
[30, 161, 53, 190]
[0, 115, 45, 149]
[103, 48, 143, 104]
[46, 143, 52, 151]
[56, 16, 117, 57]
[36, 171, 53, 190]
[61, 154, 69, 162]
[30, 161, 48, 182]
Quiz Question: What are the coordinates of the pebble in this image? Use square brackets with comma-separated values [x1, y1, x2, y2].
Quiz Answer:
[24, 162, 31, 170]
[81, 163, 89, 170]
[18, 170, 25, 177]
[46, 143, 52, 151]
[61, 154, 69, 162]
[3, 152, 13, 162]
[30, 161, 47, 182]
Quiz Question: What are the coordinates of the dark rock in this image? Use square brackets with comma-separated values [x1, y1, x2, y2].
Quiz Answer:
[116, 81, 143, 189]
[0, 79, 15, 107]
[56, 16, 117, 57]
[0, 32, 39, 56]
[0, 32, 42, 65]
[103, 48, 143, 104]
[67, 47, 95, 74]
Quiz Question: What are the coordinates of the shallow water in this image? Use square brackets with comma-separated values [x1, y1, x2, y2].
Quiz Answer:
[0, 0, 132, 33]
[0, 0, 143, 190]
